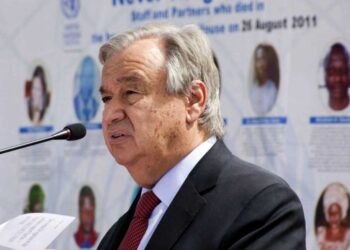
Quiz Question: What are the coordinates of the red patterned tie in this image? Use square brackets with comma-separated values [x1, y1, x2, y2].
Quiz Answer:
[119, 191, 160, 250]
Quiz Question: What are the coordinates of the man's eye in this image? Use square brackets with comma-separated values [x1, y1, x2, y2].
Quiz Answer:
[125, 90, 137, 96]
[101, 96, 111, 103]
[124, 90, 142, 104]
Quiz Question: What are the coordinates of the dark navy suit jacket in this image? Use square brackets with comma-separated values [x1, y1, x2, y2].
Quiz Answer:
[98, 140, 306, 249]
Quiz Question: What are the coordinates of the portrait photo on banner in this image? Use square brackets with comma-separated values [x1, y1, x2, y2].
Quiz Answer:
[23, 183, 45, 214]
[318, 42, 350, 113]
[24, 64, 51, 125]
[248, 43, 280, 116]
[315, 182, 350, 249]
[74, 185, 99, 249]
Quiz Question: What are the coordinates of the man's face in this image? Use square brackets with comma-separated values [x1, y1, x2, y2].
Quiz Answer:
[100, 38, 189, 188]
[325, 51, 350, 100]
[79, 196, 94, 234]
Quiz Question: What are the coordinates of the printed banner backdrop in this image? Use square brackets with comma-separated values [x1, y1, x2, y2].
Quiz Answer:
[0, 0, 349, 249]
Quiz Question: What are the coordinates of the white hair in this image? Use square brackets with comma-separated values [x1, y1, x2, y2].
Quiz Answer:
[99, 23, 224, 138]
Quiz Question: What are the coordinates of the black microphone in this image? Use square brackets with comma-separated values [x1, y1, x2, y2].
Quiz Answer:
[0, 123, 86, 154]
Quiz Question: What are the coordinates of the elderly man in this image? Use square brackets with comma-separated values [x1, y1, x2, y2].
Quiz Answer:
[97, 23, 306, 250]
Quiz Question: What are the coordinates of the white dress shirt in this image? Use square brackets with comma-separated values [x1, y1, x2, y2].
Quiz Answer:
[137, 136, 217, 250]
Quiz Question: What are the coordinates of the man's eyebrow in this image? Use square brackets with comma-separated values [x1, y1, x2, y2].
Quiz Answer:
[99, 72, 146, 95]
[116, 73, 144, 84]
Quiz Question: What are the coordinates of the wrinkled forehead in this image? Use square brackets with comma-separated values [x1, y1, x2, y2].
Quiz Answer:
[101, 38, 167, 86]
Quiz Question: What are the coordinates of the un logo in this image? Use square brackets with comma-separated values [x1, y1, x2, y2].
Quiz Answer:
[61, 0, 80, 19]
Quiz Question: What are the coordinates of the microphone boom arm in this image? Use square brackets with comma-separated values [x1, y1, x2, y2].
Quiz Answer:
[0, 135, 54, 154]
[0, 123, 86, 155]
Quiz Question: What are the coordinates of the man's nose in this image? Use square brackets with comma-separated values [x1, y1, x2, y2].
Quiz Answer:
[103, 100, 126, 125]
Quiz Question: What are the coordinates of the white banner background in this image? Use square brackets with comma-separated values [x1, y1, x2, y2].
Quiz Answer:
[0, 0, 349, 249]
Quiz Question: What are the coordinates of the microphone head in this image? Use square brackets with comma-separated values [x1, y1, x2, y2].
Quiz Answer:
[64, 123, 86, 141]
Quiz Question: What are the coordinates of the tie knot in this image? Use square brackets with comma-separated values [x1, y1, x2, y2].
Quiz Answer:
[134, 191, 160, 219]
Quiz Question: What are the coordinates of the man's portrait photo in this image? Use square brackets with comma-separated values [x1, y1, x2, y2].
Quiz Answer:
[74, 185, 99, 249]
[322, 43, 350, 111]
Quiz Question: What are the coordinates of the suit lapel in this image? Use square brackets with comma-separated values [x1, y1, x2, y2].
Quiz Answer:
[146, 179, 206, 249]
[146, 140, 227, 249]
[106, 191, 140, 249]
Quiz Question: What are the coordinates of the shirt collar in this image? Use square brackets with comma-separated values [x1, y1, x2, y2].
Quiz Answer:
[142, 136, 217, 207]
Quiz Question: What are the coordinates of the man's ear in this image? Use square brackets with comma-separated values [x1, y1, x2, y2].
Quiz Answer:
[186, 80, 207, 124]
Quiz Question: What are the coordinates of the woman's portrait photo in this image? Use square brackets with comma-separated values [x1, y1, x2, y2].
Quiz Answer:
[249, 43, 280, 116]
[315, 182, 350, 250]
[24, 65, 51, 125]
